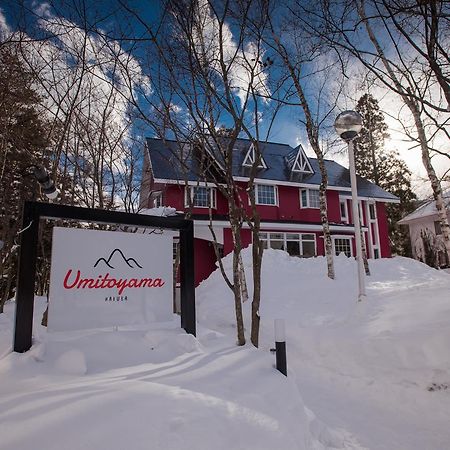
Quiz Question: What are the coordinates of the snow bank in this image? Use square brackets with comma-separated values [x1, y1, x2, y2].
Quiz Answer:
[199, 250, 450, 382]
[2, 250, 450, 449]
[197, 249, 450, 449]
[0, 293, 345, 450]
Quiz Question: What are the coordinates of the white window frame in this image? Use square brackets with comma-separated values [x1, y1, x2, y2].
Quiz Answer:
[333, 236, 353, 257]
[154, 192, 163, 208]
[300, 188, 320, 209]
[185, 186, 217, 209]
[258, 232, 317, 257]
[242, 143, 268, 169]
[339, 198, 348, 223]
[255, 184, 278, 206]
[366, 200, 380, 259]
[290, 148, 314, 173]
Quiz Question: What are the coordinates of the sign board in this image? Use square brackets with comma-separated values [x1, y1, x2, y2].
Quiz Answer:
[48, 227, 173, 331]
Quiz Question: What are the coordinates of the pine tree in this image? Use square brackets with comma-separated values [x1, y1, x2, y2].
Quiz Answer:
[0, 45, 52, 311]
[355, 94, 417, 256]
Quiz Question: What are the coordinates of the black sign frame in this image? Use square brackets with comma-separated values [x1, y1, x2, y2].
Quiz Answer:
[13, 201, 195, 352]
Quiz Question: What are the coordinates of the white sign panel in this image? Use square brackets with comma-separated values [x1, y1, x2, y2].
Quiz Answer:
[48, 227, 173, 331]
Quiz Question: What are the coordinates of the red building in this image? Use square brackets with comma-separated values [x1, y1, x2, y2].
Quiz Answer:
[140, 138, 399, 286]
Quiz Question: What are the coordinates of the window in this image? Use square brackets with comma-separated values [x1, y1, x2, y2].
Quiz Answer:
[369, 203, 376, 220]
[301, 234, 316, 257]
[154, 192, 163, 208]
[334, 238, 352, 257]
[256, 184, 277, 205]
[185, 186, 216, 208]
[340, 200, 348, 222]
[150, 191, 163, 208]
[300, 189, 320, 209]
[358, 202, 364, 225]
[434, 220, 442, 235]
[373, 248, 380, 259]
[259, 232, 316, 257]
[288, 147, 313, 173]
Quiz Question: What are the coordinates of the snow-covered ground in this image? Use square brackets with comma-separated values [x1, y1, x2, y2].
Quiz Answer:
[1, 251, 450, 449]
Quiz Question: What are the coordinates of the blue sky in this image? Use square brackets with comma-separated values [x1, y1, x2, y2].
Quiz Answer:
[2, 0, 448, 194]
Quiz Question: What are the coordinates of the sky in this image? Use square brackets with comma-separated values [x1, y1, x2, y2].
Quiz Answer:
[1, 0, 448, 198]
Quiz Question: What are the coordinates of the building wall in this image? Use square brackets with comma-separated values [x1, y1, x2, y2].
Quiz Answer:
[376, 202, 391, 257]
[406, 213, 450, 265]
[235, 182, 343, 223]
[152, 181, 394, 284]
[223, 228, 252, 255]
[194, 238, 218, 286]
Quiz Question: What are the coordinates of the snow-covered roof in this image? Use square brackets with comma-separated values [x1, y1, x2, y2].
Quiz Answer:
[398, 190, 450, 224]
[139, 206, 177, 217]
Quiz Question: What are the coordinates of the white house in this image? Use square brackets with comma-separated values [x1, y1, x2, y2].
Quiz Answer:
[398, 190, 450, 268]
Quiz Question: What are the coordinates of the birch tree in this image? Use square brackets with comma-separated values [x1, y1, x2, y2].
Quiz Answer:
[294, 0, 450, 258]
[120, 0, 279, 346]
[260, 3, 350, 279]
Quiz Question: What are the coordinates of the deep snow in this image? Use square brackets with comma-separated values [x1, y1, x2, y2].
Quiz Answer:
[1, 250, 450, 449]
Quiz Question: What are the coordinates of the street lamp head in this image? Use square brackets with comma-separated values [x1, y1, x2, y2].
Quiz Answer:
[334, 110, 363, 142]
[32, 165, 59, 200]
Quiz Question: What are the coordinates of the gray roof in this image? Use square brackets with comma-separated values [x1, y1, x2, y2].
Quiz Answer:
[146, 137, 399, 201]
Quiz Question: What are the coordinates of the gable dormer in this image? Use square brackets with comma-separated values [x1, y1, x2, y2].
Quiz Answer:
[242, 143, 268, 169]
[286, 145, 313, 174]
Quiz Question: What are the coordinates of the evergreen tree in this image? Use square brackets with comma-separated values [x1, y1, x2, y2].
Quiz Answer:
[0, 45, 53, 311]
[355, 94, 417, 256]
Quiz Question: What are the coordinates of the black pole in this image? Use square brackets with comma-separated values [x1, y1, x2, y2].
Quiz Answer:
[180, 220, 196, 336]
[275, 341, 287, 376]
[274, 319, 287, 376]
[13, 202, 40, 353]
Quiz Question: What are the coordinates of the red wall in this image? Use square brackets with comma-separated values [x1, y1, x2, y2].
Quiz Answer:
[236, 182, 342, 223]
[194, 238, 218, 286]
[158, 184, 229, 215]
[160, 182, 350, 226]
[376, 202, 391, 257]
[223, 228, 252, 256]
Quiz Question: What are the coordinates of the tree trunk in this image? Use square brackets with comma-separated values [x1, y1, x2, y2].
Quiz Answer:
[238, 253, 249, 303]
[318, 163, 335, 279]
[231, 221, 246, 346]
[361, 228, 371, 276]
[250, 227, 263, 347]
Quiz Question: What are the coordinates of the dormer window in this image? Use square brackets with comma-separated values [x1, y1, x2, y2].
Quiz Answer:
[286, 145, 313, 174]
[242, 143, 267, 169]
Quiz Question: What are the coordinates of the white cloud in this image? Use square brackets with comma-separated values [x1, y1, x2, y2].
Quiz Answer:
[0, 8, 11, 40]
[189, 0, 270, 107]
[14, 7, 150, 176]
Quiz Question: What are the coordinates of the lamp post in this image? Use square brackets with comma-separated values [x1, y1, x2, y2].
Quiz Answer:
[29, 165, 59, 200]
[334, 110, 366, 301]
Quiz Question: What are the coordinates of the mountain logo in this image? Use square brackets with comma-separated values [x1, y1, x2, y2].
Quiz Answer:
[94, 248, 142, 269]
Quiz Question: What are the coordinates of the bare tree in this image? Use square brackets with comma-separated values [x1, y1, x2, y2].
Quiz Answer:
[259, 2, 352, 280]
[8, 1, 146, 212]
[290, 0, 450, 260]
[119, 0, 282, 346]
